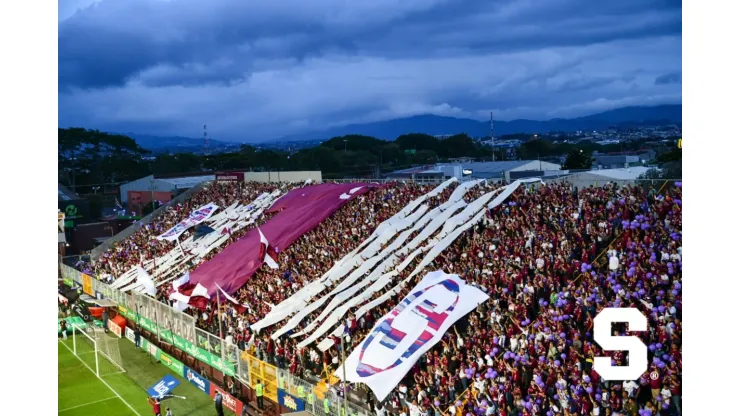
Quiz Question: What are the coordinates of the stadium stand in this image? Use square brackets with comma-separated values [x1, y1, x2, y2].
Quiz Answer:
[76, 178, 682, 416]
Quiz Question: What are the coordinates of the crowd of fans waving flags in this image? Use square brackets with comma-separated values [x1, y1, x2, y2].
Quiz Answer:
[80, 177, 682, 416]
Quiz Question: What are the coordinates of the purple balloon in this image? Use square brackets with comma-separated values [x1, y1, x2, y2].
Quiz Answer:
[560, 332, 566, 339]
[456, 401, 462, 407]
[434, 400, 440, 407]
[595, 394, 601, 401]
[554, 360, 561, 367]
[539, 356, 546, 362]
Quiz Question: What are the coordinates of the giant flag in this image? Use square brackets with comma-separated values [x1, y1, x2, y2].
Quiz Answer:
[337, 270, 488, 401]
[190, 183, 377, 296]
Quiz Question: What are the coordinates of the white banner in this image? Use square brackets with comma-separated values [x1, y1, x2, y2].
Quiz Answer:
[156, 202, 220, 241]
[337, 270, 488, 401]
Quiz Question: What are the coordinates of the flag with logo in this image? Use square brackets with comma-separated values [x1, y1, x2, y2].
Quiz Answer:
[258, 227, 279, 269]
[147, 375, 181, 398]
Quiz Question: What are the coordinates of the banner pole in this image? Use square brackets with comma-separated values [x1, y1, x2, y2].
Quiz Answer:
[340, 319, 348, 416]
[154, 296, 161, 343]
[216, 290, 227, 380]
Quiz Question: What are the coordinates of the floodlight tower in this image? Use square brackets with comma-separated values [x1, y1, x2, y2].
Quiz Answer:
[490, 112, 495, 162]
[204, 124, 210, 155]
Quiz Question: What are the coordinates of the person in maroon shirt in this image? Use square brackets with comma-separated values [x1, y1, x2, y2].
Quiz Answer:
[648, 365, 662, 404]
[147, 396, 161, 416]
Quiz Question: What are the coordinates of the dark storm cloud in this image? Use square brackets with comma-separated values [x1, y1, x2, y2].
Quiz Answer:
[58, 0, 682, 140]
[654, 71, 682, 85]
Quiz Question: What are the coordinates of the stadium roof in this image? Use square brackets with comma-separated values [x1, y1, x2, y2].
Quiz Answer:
[459, 161, 535, 174]
[584, 167, 652, 180]
[157, 175, 214, 189]
[58, 183, 80, 201]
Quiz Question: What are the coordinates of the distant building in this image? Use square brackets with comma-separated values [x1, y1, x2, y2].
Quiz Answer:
[386, 164, 462, 184]
[119, 174, 214, 213]
[550, 167, 653, 189]
[58, 183, 90, 227]
[592, 155, 640, 169]
[460, 160, 562, 181]
[386, 160, 562, 184]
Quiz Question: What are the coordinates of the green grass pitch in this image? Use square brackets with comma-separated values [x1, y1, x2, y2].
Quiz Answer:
[58, 333, 218, 415]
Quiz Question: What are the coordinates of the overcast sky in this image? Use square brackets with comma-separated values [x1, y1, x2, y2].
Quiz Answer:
[58, 0, 682, 142]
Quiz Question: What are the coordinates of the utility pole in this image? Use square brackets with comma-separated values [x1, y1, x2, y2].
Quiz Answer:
[490, 112, 495, 162]
[204, 124, 210, 156]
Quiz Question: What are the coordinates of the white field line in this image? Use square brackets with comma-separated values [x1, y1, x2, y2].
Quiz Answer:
[58, 340, 141, 416]
[58, 396, 118, 413]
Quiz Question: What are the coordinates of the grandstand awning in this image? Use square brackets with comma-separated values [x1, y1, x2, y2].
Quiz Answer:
[91, 299, 118, 307]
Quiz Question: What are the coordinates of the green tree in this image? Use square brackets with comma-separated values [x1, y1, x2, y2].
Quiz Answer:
[562, 150, 594, 170]
[58, 128, 149, 193]
[395, 133, 439, 153]
[438, 134, 478, 158]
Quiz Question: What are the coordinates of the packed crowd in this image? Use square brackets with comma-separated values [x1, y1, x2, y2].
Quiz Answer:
[83, 179, 682, 416]
[355, 182, 683, 416]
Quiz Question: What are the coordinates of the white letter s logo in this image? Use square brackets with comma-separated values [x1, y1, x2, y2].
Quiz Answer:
[593, 307, 648, 381]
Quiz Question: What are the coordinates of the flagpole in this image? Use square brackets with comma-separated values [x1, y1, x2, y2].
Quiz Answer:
[176, 236, 185, 257]
[154, 295, 161, 343]
[339, 317, 348, 416]
[216, 290, 227, 380]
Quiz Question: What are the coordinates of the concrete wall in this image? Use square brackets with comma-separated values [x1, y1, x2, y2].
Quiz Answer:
[546, 172, 645, 189]
[243, 171, 322, 183]
[120, 175, 176, 204]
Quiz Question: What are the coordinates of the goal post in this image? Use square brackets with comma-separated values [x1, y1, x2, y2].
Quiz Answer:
[70, 325, 125, 377]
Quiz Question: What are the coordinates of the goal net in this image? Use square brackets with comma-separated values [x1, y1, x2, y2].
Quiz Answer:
[71, 325, 125, 377]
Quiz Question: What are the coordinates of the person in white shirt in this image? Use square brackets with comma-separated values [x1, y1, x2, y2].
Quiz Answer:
[375, 403, 386, 416]
[474, 375, 485, 392]
[409, 402, 421, 416]
[623, 380, 639, 398]
[660, 384, 672, 406]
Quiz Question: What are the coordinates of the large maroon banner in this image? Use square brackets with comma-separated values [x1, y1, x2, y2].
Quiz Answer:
[190, 182, 377, 295]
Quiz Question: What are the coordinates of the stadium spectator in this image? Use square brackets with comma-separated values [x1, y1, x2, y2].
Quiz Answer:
[88, 179, 681, 416]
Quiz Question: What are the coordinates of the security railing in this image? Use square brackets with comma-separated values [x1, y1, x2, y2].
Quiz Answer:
[60, 262, 369, 415]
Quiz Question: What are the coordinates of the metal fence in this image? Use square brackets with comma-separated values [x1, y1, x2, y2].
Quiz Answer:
[59, 263, 372, 415]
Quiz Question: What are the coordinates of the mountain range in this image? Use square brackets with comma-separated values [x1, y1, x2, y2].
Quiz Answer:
[123, 104, 681, 151]
[276, 104, 682, 142]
